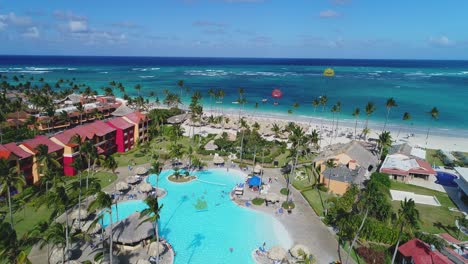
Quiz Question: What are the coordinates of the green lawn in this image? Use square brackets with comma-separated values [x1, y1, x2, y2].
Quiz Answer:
[301, 188, 327, 217]
[390, 180, 465, 238]
[426, 149, 444, 166]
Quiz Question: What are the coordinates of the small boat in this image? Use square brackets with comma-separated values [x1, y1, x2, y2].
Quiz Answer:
[262, 98, 268, 103]
[232, 101, 239, 104]
[273, 102, 279, 106]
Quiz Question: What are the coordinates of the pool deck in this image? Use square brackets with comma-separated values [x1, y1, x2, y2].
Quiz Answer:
[230, 166, 352, 264]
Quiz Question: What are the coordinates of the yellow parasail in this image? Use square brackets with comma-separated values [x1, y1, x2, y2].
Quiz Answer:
[323, 68, 335, 77]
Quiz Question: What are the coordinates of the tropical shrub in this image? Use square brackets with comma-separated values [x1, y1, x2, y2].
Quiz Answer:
[355, 246, 386, 264]
[282, 201, 295, 210]
[280, 188, 289, 195]
[370, 172, 391, 188]
[252, 198, 265, 205]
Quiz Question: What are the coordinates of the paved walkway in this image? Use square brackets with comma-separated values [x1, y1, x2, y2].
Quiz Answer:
[390, 190, 441, 206]
[408, 175, 446, 193]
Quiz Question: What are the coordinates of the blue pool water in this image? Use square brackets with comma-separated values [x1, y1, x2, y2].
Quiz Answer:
[435, 171, 458, 187]
[101, 169, 292, 264]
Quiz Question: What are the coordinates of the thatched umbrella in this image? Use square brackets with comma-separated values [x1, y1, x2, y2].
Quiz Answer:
[50, 247, 71, 264]
[70, 205, 90, 220]
[82, 220, 101, 234]
[98, 254, 120, 264]
[253, 164, 263, 174]
[135, 167, 148, 175]
[136, 260, 151, 264]
[268, 246, 287, 261]
[147, 241, 165, 256]
[127, 176, 140, 184]
[116, 181, 129, 191]
[108, 212, 154, 245]
[213, 156, 224, 165]
[139, 183, 153, 193]
[204, 140, 218, 151]
[290, 244, 311, 259]
[265, 193, 280, 202]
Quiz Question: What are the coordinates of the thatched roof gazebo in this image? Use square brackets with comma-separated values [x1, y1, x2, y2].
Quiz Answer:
[127, 175, 140, 184]
[253, 164, 263, 174]
[167, 113, 189, 124]
[116, 181, 129, 191]
[139, 182, 153, 193]
[136, 260, 150, 264]
[204, 140, 218, 151]
[147, 241, 166, 256]
[213, 156, 224, 165]
[135, 167, 148, 175]
[70, 205, 90, 220]
[82, 220, 101, 234]
[268, 246, 287, 261]
[107, 212, 154, 245]
[290, 244, 311, 259]
[111, 104, 134, 117]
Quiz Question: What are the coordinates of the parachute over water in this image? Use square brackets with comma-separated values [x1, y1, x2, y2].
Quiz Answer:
[323, 68, 335, 77]
[271, 88, 283, 99]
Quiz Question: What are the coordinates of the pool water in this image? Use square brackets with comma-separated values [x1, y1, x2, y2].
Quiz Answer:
[101, 168, 292, 264]
[435, 171, 458, 187]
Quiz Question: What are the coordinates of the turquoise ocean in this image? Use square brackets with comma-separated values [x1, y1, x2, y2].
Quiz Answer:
[1, 56, 467, 137]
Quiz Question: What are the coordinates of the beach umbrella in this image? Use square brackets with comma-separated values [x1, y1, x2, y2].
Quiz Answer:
[248, 176, 261, 187]
[213, 155, 224, 165]
[268, 246, 287, 261]
[82, 220, 101, 234]
[108, 212, 154, 245]
[116, 181, 129, 191]
[253, 164, 263, 174]
[265, 193, 280, 202]
[323, 68, 335, 77]
[290, 244, 311, 259]
[127, 175, 140, 184]
[139, 182, 153, 193]
[98, 254, 120, 264]
[204, 140, 218, 151]
[70, 205, 90, 220]
[147, 241, 166, 256]
[135, 167, 148, 175]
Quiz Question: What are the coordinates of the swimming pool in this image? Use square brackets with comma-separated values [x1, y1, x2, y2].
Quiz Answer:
[101, 168, 292, 264]
[435, 171, 458, 187]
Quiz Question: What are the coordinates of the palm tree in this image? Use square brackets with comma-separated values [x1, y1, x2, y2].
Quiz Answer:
[287, 124, 306, 201]
[310, 129, 320, 151]
[319, 95, 328, 146]
[45, 223, 68, 263]
[383, 97, 397, 132]
[207, 88, 215, 114]
[377, 131, 392, 159]
[312, 98, 320, 114]
[177, 80, 184, 100]
[391, 198, 420, 264]
[364, 102, 376, 130]
[271, 123, 281, 139]
[88, 191, 114, 264]
[425, 107, 439, 147]
[48, 186, 72, 262]
[397, 112, 411, 138]
[75, 103, 85, 125]
[140, 196, 164, 264]
[324, 159, 337, 215]
[0, 159, 26, 227]
[361, 127, 371, 141]
[352, 108, 360, 140]
[135, 84, 142, 97]
[334, 101, 342, 139]
[329, 104, 338, 145]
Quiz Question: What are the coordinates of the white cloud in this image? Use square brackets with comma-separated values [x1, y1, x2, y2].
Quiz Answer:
[429, 35, 454, 47]
[0, 21, 6, 31]
[319, 9, 340, 18]
[53, 10, 86, 21]
[193, 20, 226, 28]
[0, 12, 32, 27]
[69, 20, 88, 33]
[22, 26, 39, 38]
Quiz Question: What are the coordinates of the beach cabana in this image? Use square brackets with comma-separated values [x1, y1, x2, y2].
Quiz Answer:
[147, 241, 166, 256]
[268, 246, 287, 261]
[167, 113, 189, 124]
[139, 182, 153, 193]
[136, 260, 150, 264]
[49, 247, 71, 264]
[82, 220, 101, 234]
[248, 176, 261, 187]
[290, 244, 311, 259]
[70, 205, 89, 220]
[253, 164, 263, 174]
[135, 167, 148, 175]
[204, 140, 218, 151]
[108, 212, 154, 245]
[213, 156, 224, 165]
[127, 175, 140, 184]
[116, 181, 129, 191]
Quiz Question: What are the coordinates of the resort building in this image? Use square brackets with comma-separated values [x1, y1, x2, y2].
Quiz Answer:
[18, 135, 64, 184]
[106, 117, 135, 153]
[454, 167, 468, 201]
[1, 143, 34, 184]
[388, 143, 427, 160]
[379, 154, 436, 182]
[398, 239, 452, 264]
[313, 141, 378, 195]
[122, 111, 151, 143]
[51, 120, 117, 176]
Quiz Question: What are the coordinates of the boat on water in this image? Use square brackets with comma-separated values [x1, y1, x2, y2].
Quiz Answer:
[262, 98, 268, 103]
[232, 101, 239, 104]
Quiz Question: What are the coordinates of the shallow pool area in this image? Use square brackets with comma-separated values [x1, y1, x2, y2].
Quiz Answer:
[436, 171, 458, 187]
[101, 168, 292, 264]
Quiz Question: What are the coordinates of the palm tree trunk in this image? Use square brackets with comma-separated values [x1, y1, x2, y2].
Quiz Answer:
[7, 186, 13, 227]
[345, 208, 369, 264]
[78, 172, 82, 229]
[391, 223, 404, 264]
[383, 109, 390, 132]
[425, 126, 431, 147]
[155, 221, 160, 264]
[354, 117, 358, 140]
[240, 130, 245, 164]
[287, 150, 300, 202]
[65, 211, 69, 264]
[109, 210, 113, 264]
[87, 158, 91, 191]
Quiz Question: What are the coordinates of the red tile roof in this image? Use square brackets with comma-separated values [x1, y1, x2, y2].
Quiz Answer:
[53, 120, 116, 144]
[21, 135, 63, 154]
[0, 145, 12, 159]
[3, 143, 32, 159]
[413, 160, 437, 175]
[107, 117, 134, 130]
[87, 120, 116, 136]
[381, 168, 410, 176]
[399, 239, 452, 264]
[124, 111, 147, 124]
[439, 233, 462, 245]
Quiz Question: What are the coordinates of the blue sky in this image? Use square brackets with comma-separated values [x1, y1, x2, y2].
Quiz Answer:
[0, 0, 467, 59]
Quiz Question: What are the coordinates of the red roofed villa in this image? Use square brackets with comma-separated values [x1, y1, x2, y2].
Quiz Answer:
[106, 117, 135, 153]
[398, 239, 452, 264]
[380, 154, 437, 182]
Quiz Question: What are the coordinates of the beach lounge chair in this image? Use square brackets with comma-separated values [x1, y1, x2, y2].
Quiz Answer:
[276, 208, 284, 216]
[245, 201, 251, 207]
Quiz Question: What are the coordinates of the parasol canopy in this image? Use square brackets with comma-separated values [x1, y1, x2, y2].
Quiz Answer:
[268, 246, 287, 261]
[248, 176, 261, 187]
[271, 89, 283, 99]
[139, 182, 153, 193]
[82, 220, 101, 234]
[70, 205, 89, 220]
[253, 164, 263, 174]
[135, 167, 148, 175]
[116, 181, 129, 191]
[107, 212, 154, 245]
[136, 260, 151, 264]
[127, 175, 140, 184]
[147, 241, 166, 256]
[323, 68, 335, 77]
[290, 244, 311, 259]
[213, 155, 224, 165]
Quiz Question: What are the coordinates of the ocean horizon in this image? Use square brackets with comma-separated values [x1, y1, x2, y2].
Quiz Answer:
[1, 55, 467, 137]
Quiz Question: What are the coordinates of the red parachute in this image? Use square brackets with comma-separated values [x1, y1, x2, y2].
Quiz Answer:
[271, 89, 283, 99]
